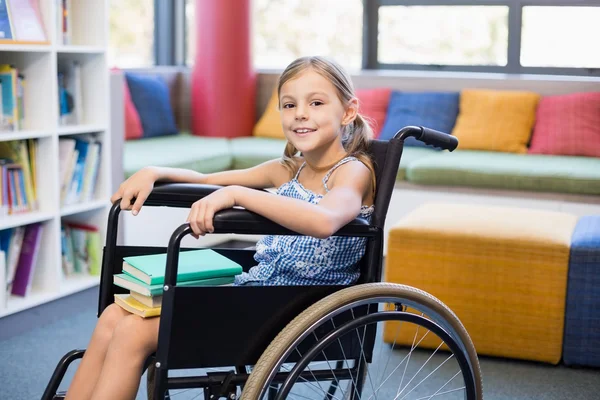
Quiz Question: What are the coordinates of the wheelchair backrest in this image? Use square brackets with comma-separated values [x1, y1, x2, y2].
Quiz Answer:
[357, 137, 404, 283]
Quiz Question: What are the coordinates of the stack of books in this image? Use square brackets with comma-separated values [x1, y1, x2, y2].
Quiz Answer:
[113, 249, 243, 318]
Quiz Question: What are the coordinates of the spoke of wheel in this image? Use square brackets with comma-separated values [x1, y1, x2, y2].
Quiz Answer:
[166, 388, 198, 398]
[420, 371, 462, 400]
[282, 357, 337, 399]
[398, 353, 455, 400]
[395, 341, 445, 400]
[377, 313, 404, 389]
[366, 328, 432, 399]
[311, 330, 348, 400]
[350, 308, 379, 400]
[288, 391, 319, 400]
[397, 314, 427, 396]
[330, 319, 362, 400]
[189, 389, 205, 400]
[415, 385, 466, 400]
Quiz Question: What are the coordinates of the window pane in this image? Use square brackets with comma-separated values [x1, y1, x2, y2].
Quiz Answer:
[186, 0, 195, 66]
[253, 0, 363, 71]
[521, 7, 600, 69]
[378, 6, 508, 66]
[108, 0, 154, 68]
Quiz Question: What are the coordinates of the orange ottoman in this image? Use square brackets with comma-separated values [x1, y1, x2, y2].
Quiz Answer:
[384, 203, 578, 364]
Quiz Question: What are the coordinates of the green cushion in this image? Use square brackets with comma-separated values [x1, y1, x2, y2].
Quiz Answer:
[407, 150, 600, 195]
[397, 147, 438, 180]
[124, 133, 232, 178]
[230, 137, 287, 169]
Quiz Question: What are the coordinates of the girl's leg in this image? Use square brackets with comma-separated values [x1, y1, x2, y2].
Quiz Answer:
[65, 304, 131, 400]
[90, 313, 160, 400]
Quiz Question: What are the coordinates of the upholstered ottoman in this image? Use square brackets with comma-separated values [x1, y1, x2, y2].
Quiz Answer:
[384, 203, 578, 364]
[563, 215, 600, 367]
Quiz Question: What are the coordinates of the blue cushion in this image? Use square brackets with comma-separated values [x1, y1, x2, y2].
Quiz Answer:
[379, 91, 459, 148]
[563, 215, 600, 367]
[125, 72, 178, 138]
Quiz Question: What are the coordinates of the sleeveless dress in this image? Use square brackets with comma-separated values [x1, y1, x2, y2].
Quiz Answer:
[234, 156, 375, 286]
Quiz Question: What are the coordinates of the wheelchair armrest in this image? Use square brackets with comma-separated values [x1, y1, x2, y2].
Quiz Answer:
[143, 183, 377, 237]
[144, 182, 254, 208]
[212, 208, 376, 237]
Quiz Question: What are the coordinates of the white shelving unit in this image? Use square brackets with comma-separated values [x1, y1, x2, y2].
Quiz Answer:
[0, 1, 110, 318]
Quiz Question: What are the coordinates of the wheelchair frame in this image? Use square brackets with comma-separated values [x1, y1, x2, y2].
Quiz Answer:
[43, 126, 462, 400]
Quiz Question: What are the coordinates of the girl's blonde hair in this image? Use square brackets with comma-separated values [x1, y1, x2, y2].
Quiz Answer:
[278, 56, 376, 196]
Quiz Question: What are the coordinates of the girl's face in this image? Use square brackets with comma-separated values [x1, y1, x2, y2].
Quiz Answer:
[279, 69, 356, 155]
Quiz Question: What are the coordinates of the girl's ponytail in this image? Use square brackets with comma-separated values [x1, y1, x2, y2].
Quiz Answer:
[344, 113, 377, 196]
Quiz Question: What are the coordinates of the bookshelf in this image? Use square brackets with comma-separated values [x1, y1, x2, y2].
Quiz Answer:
[0, 1, 110, 318]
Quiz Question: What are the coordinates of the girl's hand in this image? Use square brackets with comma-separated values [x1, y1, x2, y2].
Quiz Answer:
[186, 186, 239, 238]
[110, 167, 158, 215]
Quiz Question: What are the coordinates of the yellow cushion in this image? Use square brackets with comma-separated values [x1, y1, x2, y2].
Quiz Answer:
[384, 203, 578, 364]
[253, 87, 285, 139]
[451, 89, 540, 153]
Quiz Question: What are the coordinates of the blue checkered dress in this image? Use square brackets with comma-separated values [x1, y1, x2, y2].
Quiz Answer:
[234, 157, 374, 286]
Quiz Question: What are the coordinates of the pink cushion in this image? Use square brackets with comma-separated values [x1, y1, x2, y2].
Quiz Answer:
[356, 88, 391, 139]
[112, 67, 143, 140]
[123, 78, 144, 140]
[528, 92, 600, 157]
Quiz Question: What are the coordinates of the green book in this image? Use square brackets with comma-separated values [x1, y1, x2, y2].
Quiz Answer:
[122, 249, 243, 285]
[114, 273, 235, 297]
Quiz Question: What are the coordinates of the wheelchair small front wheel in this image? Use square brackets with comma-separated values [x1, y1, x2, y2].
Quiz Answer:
[242, 283, 482, 400]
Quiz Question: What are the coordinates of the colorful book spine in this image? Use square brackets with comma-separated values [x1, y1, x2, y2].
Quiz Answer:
[10, 222, 43, 297]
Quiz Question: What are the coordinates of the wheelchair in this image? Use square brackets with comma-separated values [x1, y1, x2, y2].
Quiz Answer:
[43, 126, 482, 399]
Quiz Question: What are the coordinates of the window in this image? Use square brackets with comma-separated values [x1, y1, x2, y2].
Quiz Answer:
[378, 6, 508, 66]
[185, 0, 195, 65]
[252, 0, 363, 71]
[521, 6, 600, 69]
[108, 0, 155, 68]
[367, 1, 599, 76]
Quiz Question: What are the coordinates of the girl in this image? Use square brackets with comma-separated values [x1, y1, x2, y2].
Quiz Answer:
[65, 55, 376, 400]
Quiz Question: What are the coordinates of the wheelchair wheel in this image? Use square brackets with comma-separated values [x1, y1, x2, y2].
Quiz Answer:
[242, 283, 482, 400]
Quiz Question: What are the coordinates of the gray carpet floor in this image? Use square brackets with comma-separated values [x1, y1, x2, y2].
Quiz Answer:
[1, 286, 599, 400]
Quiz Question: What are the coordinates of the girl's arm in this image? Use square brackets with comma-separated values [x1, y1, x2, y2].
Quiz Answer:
[190, 161, 372, 239]
[112, 159, 290, 215]
[150, 158, 289, 188]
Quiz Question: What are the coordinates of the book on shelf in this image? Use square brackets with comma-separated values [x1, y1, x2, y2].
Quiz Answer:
[0, 139, 37, 216]
[10, 222, 42, 296]
[122, 248, 244, 285]
[0, 0, 46, 44]
[0, 222, 43, 298]
[59, 136, 101, 206]
[56, 0, 71, 46]
[58, 60, 83, 126]
[61, 221, 101, 278]
[0, 64, 25, 131]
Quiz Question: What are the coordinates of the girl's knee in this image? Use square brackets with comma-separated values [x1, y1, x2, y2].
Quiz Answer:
[111, 314, 160, 355]
[96, 303, 129, 341]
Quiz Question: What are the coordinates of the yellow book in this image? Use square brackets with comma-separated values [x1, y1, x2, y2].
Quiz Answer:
[114, 294, 161, 318]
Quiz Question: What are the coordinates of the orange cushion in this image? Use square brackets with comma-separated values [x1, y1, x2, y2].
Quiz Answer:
[253, 87, 284, 138]
[451, 89, 540, 153]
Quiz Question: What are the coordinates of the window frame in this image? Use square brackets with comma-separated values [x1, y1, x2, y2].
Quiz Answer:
[152, 0, 599, 76]
[365, 0, 600, 76]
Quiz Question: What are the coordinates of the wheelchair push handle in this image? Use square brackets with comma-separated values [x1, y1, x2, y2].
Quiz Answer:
[395, 126, 458, 151]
